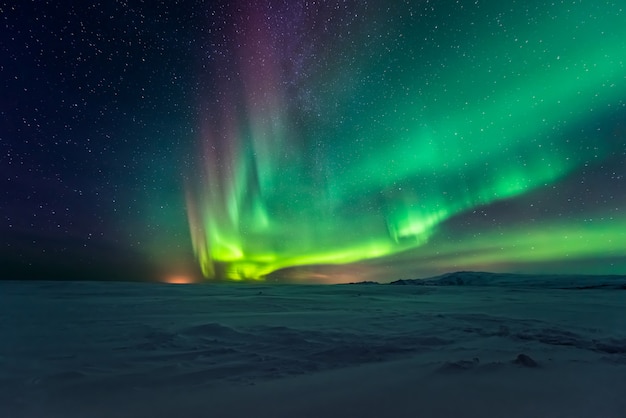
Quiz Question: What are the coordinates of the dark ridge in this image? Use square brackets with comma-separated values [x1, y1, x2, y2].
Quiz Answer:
[387, 271, 626, 289]
[342, 281, 380, 285]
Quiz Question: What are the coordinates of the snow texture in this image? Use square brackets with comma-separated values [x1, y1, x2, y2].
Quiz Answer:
[1, 273, 626, 417]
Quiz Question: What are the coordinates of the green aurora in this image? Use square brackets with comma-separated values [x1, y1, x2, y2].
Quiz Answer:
[186, 0, 626, 281]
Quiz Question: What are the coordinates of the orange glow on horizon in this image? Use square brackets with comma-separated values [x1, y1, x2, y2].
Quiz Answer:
[163, 275, 196, 284]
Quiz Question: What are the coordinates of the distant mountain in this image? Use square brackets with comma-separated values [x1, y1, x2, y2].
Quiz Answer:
[344, 281, 380, 285]
[389, 271, 626, 289]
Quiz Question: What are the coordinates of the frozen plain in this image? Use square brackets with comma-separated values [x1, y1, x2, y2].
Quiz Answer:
[1, 273, 626, 418]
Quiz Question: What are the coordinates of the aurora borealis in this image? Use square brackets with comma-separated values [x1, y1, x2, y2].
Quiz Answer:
[2, 1, 625, 283]
[185, 0, 626, 281]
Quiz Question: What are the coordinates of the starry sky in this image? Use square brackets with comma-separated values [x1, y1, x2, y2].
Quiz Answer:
[2, 0, 625, 284]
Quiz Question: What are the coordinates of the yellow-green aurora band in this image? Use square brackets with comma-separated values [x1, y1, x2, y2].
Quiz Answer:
[186, 0, 626, 280]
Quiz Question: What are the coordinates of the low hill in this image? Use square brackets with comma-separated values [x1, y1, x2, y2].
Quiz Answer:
[389, 271, 626, 289]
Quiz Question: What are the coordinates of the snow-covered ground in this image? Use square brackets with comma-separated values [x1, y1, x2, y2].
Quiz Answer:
[2, 275, 626, 417]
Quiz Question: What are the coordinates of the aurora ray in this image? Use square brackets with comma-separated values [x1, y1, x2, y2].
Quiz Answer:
[186, 0, 626, 281]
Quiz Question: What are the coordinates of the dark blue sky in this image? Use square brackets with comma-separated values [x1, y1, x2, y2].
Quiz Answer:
[2, 1, 625, 283]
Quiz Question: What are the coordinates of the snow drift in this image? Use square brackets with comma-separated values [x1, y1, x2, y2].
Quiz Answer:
[1, 273, 625, 417]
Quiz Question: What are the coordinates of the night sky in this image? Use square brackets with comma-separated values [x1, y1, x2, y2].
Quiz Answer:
[2, 0, 625, 284]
